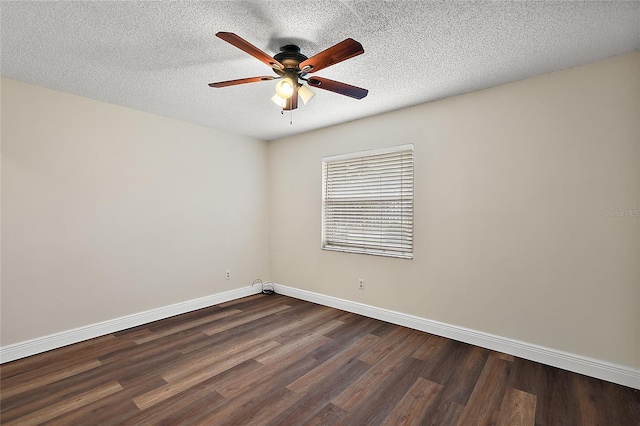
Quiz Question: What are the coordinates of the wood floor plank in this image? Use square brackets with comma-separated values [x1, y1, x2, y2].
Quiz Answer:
[310, 316, 387, 364]
[133, 339, 280, 410]
[161, 336, 272, 383]
[43, 375, 166, 426]
[112, 327, 154, 340]
[4, 381, 123, 426]
[496, 387, 537, 426]
[437, 346, 489, 406]
[492, 351, 515, 362]
[507, 357, 549, 423]
[97, 327, 206, 365]
[143, 305, 240, 333]
[370, 321, 397, 337]
[423, 399, 466, 426]
[337, 356, 428, 425]
[124, 377, 226, 425]
[143, 390, 225, 425]
[194, 356, 322, 426]
[201, 386, 300, 426]
[287, 333, 379, 394]
[538, 367, 579, 425]
[272, 307, 340, 344]
[2, 294, 638, 425]
[322, 313, 375, 340]
[208, 359, 280, 399]
[215, 294, 290, 316]
[124, 360, 259, 425]
[175, 305, 300, 355]
[269, 359, 373, 425]
[1, 359, 102, 399]
[421, 340, 475, 389]
[412, 333, 449, 361]
[256, 319, 342, 365]
[2, 369, 135, 422]
[1, 335, 116, 381]
[332, 330, 426, 411]
[163, 306, 336, 385]
[53, 401, 140, 426]
[134, 308, 242, 344]
[381, 377, 442, 425]
[112, 348, 185, 389]
[266, 306, 344, 346]
[202, 304, 291, 336]
[242, 388, 305, 426]
[456, 355, 512, 425]
[255, 334, 331, 367]
[598, 379, 640, 424]
[358, 325, 413, 364]
[304, 403, 349, 425]
[216, 346, 321, 399]
[571, 374, 604, 425]
[0, 348, 180, 420]
[1, 338, 133, 387]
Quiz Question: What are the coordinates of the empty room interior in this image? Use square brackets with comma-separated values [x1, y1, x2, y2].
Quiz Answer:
[1, 1, 639, 425]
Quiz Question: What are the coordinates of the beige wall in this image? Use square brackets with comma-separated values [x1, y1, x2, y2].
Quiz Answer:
[2, 53, 639, 369]
[1, 79, 270, 346]
[269, 53, 640, 368]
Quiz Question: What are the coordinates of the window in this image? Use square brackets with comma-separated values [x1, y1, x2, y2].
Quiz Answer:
[322, 144, 414, 259]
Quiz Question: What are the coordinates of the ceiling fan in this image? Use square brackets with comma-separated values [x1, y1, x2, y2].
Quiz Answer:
[209, 32, 368, 110]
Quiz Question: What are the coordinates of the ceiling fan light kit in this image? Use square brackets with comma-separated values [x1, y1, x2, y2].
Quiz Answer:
[209, 32, 368, 113]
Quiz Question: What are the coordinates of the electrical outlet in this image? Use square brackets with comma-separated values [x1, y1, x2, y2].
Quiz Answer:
[358, 278, 365, 290]
[225, 270, 231, 280]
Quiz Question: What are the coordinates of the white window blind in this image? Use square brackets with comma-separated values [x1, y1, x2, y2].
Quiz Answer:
[322, 144, 414, 259]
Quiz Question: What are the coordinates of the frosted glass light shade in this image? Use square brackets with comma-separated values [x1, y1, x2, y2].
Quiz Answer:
[271, 93, 286, 107]
[298, 85, 315, 105]
[275, 78, 295, 99]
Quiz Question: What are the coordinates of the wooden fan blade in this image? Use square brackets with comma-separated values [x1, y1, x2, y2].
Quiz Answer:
[299, 38, 364, 73]
[307, 77, 368, 99]
[216, 32, 283, 70]
[208, 76, 276, 88]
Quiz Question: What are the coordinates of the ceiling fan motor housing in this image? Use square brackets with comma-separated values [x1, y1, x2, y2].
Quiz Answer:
[272, 45, 307, 110]
[273, 45, 308, 73]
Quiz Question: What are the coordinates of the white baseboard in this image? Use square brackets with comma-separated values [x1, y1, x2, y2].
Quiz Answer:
[0, 285, 262, 364]
[273, 283, 640, 390]
[3, 283, 638, 390]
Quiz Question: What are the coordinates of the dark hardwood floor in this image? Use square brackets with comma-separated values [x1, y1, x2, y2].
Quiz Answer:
[1, 294, 638, 425]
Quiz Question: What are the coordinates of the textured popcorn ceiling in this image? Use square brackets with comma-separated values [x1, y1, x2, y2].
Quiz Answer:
[1, 1, 638, 141]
